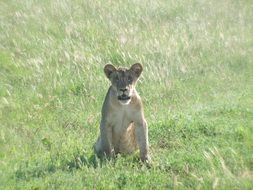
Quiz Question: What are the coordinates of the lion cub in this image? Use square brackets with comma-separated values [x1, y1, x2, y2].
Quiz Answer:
[94, 63, 150, 162]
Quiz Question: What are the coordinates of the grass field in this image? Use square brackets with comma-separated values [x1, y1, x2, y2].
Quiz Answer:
[1, 0, 253, 189]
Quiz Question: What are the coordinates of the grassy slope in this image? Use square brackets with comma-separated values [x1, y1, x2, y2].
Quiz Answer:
[0, 0, 253, 189]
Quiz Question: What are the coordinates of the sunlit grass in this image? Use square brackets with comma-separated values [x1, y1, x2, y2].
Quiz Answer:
[0, 0, 253, 189]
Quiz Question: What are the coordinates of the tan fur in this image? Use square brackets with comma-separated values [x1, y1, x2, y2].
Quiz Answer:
[94, 63, 150, 162]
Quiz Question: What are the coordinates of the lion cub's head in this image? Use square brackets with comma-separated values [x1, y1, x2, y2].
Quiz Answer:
[104, 63, 143, 105]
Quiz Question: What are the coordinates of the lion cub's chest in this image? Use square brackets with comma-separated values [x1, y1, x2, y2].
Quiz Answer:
[108, 106, 133, 132]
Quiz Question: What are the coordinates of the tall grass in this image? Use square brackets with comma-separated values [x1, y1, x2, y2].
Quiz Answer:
[0, 0, 253, 189]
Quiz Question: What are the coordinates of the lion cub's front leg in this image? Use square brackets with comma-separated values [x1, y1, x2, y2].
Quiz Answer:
[135, 119, 150, 162]
[95, 120, 114, 158]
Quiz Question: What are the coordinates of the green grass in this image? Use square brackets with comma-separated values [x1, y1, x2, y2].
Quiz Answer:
[1, 0, 253, 189]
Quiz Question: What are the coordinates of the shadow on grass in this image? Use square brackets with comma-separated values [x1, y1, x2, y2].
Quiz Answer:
[65, 153, 99, 170]
[15, 150, 144, 182]
[15, 151, 100, 182]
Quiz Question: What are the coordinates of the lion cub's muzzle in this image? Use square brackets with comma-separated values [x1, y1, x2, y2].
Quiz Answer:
[118, 88, 131, 101]
[118, 94, 131, 101]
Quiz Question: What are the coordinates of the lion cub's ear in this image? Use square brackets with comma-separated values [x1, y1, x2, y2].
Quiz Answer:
[130, 63, 143, 78]
[104, 64, 116, 79]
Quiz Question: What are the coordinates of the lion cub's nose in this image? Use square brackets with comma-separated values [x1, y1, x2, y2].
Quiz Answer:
[120, 88, 127, 93]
